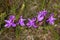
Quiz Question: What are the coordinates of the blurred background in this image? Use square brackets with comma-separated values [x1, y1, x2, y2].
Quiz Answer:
[0, 0, 60, 40]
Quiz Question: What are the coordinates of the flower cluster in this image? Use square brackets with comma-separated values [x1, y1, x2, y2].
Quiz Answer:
[4, 10, 56, 28]
[46, 13, 56, 25]
[37, 10, 47, 21]
[26, 18, 37, 28]
[5, 15, 16, 28]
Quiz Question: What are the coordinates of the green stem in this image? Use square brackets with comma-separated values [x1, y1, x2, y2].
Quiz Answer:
[41, 0, 45, 9]
[16, 3, 25, 20]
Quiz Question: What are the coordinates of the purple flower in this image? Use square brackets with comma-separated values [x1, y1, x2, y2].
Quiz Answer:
[47, 13, 56, 25]
[37, 10, 47, 21]
[18, 16, 26, 26]
[26, 18, 37, 28]
[4, 15, 16, 28]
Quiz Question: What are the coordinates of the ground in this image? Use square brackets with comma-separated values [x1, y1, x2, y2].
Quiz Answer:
[0, 0, 60, 40]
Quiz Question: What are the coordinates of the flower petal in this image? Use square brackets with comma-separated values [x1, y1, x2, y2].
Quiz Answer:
[9, 15, 15, 20]
[37, 16, 44, 21]
[5, 20, 10, 23]
[4, 24, 11, 28]
[12, 23, 16, 27]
